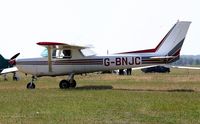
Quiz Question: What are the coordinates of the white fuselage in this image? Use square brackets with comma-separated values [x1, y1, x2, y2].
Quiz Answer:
[16, 54, 155, 77]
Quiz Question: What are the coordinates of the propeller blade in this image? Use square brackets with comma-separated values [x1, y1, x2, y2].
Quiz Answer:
[10, 53, 20, 60]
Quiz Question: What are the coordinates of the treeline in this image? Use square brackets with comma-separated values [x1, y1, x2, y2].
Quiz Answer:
[172, 55, 200, 65]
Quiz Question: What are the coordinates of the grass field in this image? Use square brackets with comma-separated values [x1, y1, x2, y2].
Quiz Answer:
[0, 69, 200, 124]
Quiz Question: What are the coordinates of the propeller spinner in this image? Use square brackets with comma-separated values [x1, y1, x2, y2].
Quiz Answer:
[9, 53, 20, 65]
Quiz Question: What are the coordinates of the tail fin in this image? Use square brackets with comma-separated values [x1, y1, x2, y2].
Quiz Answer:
[119, 21, 191, 58]
[155, 21, 191, 62]
[155, 21, 191, 56]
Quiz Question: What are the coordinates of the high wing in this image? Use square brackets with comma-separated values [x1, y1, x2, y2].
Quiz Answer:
[170, 66, 200, 70]
[37, 42, 88, 49]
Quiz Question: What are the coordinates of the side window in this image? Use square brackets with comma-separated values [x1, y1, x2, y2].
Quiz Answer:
[51, 49, 71, 59]
[62, 50, 71, 59]
[52, 50, 57, 58]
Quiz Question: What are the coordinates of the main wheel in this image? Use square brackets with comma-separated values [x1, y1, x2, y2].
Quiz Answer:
[70, 80, 77, 88]
[59, 80, 70, 89]
[27, 82, 36, 89]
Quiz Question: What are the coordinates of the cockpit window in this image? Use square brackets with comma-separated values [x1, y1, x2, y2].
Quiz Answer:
[41, 48, 48, 57]
[80, 48, 96, 56]
[62, 50, 71, 58]
[41, 48, 71, 59]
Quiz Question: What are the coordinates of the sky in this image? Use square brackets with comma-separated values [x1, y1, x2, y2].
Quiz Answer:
[0, 0, 199, 59]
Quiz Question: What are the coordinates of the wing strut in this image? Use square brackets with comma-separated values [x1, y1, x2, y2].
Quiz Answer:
[47, 46, 52, 72]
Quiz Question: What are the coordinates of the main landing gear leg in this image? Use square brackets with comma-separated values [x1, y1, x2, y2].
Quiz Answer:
[59, 73, 77, 89]
[27, 76, 36, 89]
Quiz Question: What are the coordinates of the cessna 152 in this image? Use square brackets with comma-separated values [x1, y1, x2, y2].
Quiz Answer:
[14, 21, 191, 89]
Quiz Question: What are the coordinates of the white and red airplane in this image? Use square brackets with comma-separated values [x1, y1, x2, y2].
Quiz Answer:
[14, 21, 191, 89]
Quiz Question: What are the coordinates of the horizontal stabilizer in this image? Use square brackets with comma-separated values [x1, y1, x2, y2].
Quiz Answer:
[171, 66, 200, 70]
[131, 65, 159, 70]
[150, 56, 176, 59]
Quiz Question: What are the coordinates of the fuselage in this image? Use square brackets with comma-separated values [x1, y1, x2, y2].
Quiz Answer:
[16, 53, 165, 77]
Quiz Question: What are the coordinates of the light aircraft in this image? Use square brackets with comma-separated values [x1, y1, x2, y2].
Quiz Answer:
[14, 21, 191, 89]
[0, 53, 20, 80]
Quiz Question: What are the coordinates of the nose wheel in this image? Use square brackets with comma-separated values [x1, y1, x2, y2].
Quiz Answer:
[27, 76, 36, 89]
[27, 82, 36, 89]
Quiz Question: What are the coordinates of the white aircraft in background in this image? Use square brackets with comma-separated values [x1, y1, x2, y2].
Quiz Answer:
[12, 21, 191, 89]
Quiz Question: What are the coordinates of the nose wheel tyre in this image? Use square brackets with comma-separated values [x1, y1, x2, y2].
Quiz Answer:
[59, 80, 70, 89]
[27, 82, 36, 89]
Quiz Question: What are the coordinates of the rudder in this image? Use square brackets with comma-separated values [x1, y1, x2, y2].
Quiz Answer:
[155, 21, 191, 56]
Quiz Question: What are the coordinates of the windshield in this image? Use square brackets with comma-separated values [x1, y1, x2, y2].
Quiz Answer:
[41, 48, 48, 57]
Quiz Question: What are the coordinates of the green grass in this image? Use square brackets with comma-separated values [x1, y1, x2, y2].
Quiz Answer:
[0, 69, 200, 124]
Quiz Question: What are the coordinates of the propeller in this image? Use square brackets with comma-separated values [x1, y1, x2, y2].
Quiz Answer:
[10, 53, 20, 60]
[9, 53, 20, 65]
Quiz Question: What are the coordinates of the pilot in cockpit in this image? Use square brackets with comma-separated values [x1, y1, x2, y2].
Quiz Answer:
[62, 50, 71, 58]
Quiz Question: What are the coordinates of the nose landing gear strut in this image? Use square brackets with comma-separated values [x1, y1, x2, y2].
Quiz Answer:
[27, 76, 36, 89]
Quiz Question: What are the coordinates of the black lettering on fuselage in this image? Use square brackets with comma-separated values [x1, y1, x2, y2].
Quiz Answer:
[116, 58, 121, 66]
[135, 57, 141, 65]
[122, 57, 128, 65]
[129, 57, 134, 65]
[103, 57, 141, 66]
[104, 58, 110, 66]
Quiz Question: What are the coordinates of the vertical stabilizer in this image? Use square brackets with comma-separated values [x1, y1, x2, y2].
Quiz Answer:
[155, 21, 191, 56]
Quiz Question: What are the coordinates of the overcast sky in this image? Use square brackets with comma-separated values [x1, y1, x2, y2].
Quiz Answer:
[0, 0, 199, 58]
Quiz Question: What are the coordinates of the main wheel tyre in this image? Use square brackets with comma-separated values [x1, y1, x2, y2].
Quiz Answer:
[59, 80, 70, 89]
[70, 80, 77, 88]
[27, 82, 36, 89]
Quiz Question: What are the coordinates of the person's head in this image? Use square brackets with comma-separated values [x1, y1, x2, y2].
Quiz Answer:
[63, 50, 71, 56]
[63, 50, 67, 55]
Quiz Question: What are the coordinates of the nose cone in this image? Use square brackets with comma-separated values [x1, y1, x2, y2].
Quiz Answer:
[9, 59, 16, 65]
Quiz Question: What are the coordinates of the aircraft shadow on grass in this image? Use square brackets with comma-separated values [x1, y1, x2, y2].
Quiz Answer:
[75, 85, 113, 90]
[114, 88, 195, 93]
[67, 86, 195, 92]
